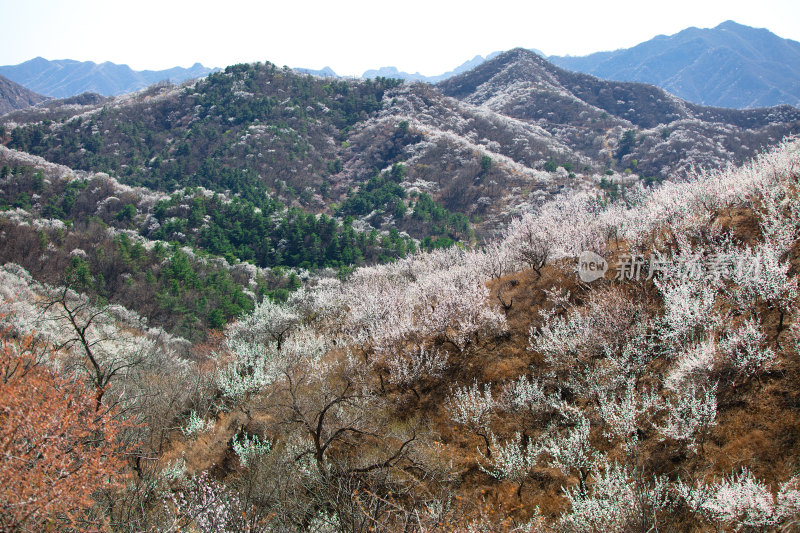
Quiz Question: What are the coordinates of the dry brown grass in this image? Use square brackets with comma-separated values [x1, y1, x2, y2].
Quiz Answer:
[164, 197, 800, 529]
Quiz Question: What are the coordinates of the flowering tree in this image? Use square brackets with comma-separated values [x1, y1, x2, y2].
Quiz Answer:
[537, 414, 600, 496]
[40, 285, 155, 409]
[446, 380, 496, 456]
[479, 410, 601, 498]
[597, 383, 661, 454]
[730, 240, 797, 333]
[560, 462, 671, 531]
[718, 317, 775, 383]
[478, 241, 517, 280]
[501, 374, 549, 416]
[659, 382, 718, 452]
[216, 325, 326, 403]
[225, 297, 300, 351]
[664, 336, 717, 391]
[166, 471, 266, 532]
[504, 213, 551, 277]
[382, 344, 448, 398]
[677, 469, 800, 530]
[478, 432, 538, 497]
[654, 275, 720, 354]
[529, 287, 646, 396]
[415, 263, 508, 352]
[529, 311, 592, 367]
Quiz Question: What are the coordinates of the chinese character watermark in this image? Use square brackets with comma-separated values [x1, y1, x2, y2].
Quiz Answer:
[578, 251, 763, 283]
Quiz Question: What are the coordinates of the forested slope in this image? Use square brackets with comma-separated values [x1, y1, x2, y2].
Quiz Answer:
[2, 137, 799, 530]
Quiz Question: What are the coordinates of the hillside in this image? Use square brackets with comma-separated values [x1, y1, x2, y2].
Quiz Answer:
[0, 139, 429, 341]
[3, 54, 798, 249]
[437, 48, 800, 179]
[0, 30, 800, 531]
[0, 61, 572, 242]
[0, 66, 466, 250]
[2, 135, 799, 530]
[0, 57, 218, 98]
[550, 20, 800, 109]
[0, 74, 48, 115]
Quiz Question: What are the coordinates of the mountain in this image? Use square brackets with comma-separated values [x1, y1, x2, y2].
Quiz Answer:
[549, 21, 800, 109]
[438, 47, 799, 128]
[3, 127, 800, 531]
[3, 39, 800, 532]
[0, 74, 48, 115]
[294, 66, 338, 77]
[362, 52, 503, 83]
[437, 48, 800, 179]
[0, 57, 219, 98]
[2, 51, 798, 248]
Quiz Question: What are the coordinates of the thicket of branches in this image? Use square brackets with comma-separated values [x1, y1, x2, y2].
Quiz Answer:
[1, 138, 799, 530]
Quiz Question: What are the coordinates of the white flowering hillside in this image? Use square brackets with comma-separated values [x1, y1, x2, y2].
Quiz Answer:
[99, 137, 800, 531]
[2, 92, 799, 528]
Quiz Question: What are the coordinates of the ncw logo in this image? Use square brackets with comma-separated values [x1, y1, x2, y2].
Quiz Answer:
[578, 251, 608, 283]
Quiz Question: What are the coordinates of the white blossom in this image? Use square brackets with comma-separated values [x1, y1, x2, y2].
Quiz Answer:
[659, 382, 717, 449]
[478, 432, 538, 486]
[560, 462, 670, 531]
[500, 374, 549, 414]
[655, 275, 720, 352]
[446, 380, 496, 434]
[383, 345, 448, 386]
[718, 317, 775, 380]
[664, 336, 717, 391]
[538, 414, 600, 480]
[678, 469, 800, 530]
[230, 432, 272, 468]
[181, 411, 215, 437]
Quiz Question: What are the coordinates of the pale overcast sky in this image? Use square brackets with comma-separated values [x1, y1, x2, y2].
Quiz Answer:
[1, 0, 798, 76]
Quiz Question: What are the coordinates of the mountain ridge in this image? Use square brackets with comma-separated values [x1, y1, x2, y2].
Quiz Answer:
[436, 48, 800, 178]
[0, 74, 49, 115]
[3, 51, 798, 244]
[3, 21, 798, 109]
[0, 57, 219, 98]
[549, 20, 800, 109]
[438, 47, 800, 129]
[362, 52, 505, 83]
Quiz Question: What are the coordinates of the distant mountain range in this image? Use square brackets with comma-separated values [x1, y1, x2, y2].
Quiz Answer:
[4, 49, 798, 240]
[549, 20, 800, 109]
[361, 52, 505, 83]
[1, 21, 798, 112]
[293, 54, 503, 83]
[0, 74, 48, 115]
[357, 21, 800, 109]
[0, 58, 218, 98]
[294, 66, 339, 78]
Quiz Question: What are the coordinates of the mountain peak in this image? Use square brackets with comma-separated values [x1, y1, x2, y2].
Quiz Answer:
[498, 47, 541, 62]
[549, 21, 800, 108]
[715, 20, 755, 32]
[436, 47, 564, 101]
[716, 19, 741, 29]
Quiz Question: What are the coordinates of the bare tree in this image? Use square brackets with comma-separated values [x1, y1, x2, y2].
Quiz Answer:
[39, 285, 152, 409]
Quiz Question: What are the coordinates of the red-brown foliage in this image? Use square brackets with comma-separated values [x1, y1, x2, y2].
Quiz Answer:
[0, 326, 132, 531]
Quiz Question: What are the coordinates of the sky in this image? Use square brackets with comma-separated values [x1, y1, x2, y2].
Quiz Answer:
[1, 0, 799, 77]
